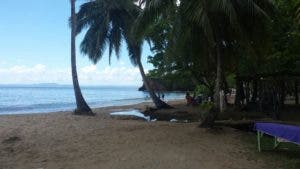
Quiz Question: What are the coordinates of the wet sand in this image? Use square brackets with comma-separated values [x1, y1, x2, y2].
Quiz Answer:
[0, 100, 282, 169]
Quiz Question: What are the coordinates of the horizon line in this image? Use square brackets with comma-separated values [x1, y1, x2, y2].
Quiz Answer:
[0, 83, 141, 87]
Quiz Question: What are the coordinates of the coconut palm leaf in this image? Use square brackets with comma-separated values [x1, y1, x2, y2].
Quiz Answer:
[76, 0, 139, 64]
[133, 0, 177, 40]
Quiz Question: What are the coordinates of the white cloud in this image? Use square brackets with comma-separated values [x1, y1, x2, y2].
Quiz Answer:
[119, 61, 126, 66]
[0, 59, 6, 65]
[0, 64, 68, 84]
[0, 63, 144, 86]
[81, 65, 97, 74]
[9, 64, 46, 74]
[78, 65, 142, 85]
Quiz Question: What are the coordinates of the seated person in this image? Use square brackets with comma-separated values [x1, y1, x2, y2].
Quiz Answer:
[185, 92, 194, 106]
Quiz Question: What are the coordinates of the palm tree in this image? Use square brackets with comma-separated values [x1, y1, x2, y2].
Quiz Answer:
[70, 0, 94, 116]
[76, 0, 171, 109]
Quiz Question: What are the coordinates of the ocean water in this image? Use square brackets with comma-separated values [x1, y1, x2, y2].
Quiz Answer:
[0, 85, 185, 115]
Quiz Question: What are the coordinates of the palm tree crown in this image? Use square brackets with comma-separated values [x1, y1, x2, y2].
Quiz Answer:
[76, 0, 140, 64]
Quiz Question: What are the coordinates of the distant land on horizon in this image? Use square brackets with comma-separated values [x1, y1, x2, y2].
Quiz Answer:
[0, 83, 140, 88]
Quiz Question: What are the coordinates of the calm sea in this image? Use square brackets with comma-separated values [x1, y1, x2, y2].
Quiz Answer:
[0, 85, 185, 115]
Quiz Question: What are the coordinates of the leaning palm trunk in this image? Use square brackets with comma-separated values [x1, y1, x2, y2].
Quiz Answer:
[136, 58, 172, 109]
[199, 45, 221, 127]
[70, 0, 93, 116]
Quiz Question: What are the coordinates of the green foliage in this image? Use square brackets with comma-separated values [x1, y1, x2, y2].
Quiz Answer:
[226, 74, 236, 88]
[147, 66, 196, 91]
[200, 102, 214, 111]
[139, 0, 276, 94]
[199, 102, 214, 120]
[194, 85, 210, 97]
[236, 0, 300, 77]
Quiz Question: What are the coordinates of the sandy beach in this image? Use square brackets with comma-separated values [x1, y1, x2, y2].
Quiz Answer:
[0, 101, 286, 169]
[1, 0, 299, 168]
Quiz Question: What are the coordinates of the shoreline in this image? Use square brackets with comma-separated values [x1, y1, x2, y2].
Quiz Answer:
[0, 84, 186, 116]
[0, 99, 186, 117]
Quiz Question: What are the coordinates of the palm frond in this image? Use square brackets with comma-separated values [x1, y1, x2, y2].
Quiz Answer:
[76, 0, 140, 65]
[180, 0, 215, 47]
[108, 23, 122, 64]
[76, 1, 104, 35]
[133, 0, 176, 40]
[80, 20, 109, 64]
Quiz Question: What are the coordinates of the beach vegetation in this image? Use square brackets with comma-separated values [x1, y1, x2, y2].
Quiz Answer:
[70, 0, 299, 125]
[74, 0, 171, 109]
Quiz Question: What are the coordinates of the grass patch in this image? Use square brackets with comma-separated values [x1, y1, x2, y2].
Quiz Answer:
[242, 133, 300, 169]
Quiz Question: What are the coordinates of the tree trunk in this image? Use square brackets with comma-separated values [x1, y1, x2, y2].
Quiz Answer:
[214, 45, 222, 112]
[70, 0, 93, 116]
[258, 80, 263, 112]
[295, 80, 299, 105]
[222, 73, 229, 106]
[235, 76, 240, 106]
[279, 80, 285, 108]
[136, 58, 172, 109]
[199, 45, 221, 128]
[235, 75, 245, 107]
[245, 82, 250, 104]
[251, 79, 258, 102]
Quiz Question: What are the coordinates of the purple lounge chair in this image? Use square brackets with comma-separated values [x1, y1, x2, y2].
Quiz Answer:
[254, 122, 300, 152]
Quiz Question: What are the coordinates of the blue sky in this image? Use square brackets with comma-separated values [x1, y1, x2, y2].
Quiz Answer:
[0, 0, 153, 86]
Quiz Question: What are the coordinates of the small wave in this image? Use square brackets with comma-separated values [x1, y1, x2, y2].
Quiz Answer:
[113, 97, 148, 102]
[0, 102, 75, 113]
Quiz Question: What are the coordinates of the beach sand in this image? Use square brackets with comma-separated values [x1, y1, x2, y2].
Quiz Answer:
[0, 100, 281, 169]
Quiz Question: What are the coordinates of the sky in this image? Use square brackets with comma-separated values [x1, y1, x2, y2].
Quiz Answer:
[0, 0, 153, 86]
